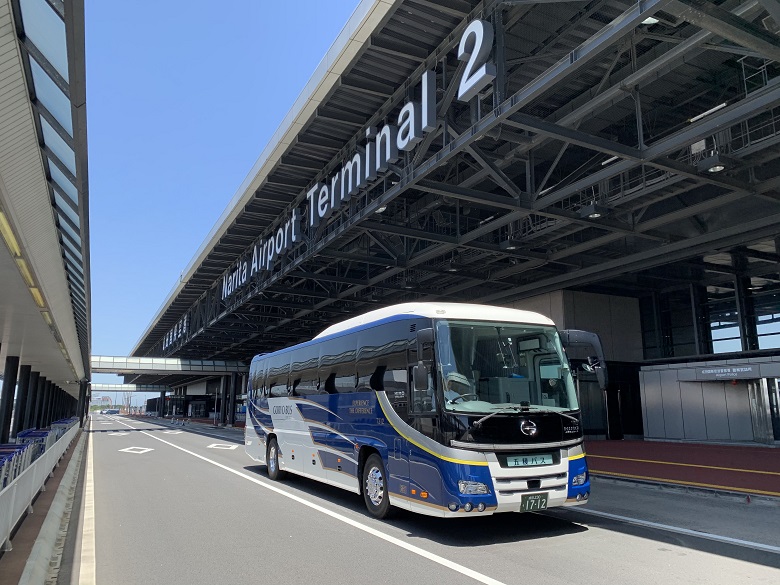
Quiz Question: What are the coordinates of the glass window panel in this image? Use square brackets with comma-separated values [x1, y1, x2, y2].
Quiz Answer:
[65, 260, 84, 284]
[49, 161, 77, 204]
[40, 118, 76, 175]
[29, 57, 72, 135]
[19, 0, 69, 82]
[62, 244, 81, 268]
[53, 190, 79, 227]
[61, 229, 82, 259]
[57, 212, 80, 244]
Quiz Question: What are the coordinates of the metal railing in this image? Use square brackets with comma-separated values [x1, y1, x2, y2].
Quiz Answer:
[0, 423, 79, 551]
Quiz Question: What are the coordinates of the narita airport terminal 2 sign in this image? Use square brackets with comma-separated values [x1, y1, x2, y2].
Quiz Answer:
[221, 19, 497, 302]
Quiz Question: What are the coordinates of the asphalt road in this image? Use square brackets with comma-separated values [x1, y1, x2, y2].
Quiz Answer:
[81, 415, 780, 585]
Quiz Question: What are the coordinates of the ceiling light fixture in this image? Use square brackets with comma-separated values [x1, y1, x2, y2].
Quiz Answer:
[689, 102, 727, 123]
[642, 16, 659, 25]
[601, 156, 619, 166]
[0, 210, 21, 256]
[696, 153, 736, 174]
[579, 202, 609, 219]
[500, 239, 522, 251]
[375, 205, 387, 214]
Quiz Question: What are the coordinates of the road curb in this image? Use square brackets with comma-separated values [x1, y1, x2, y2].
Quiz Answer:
[18, 430, 87, 585]
[590, 473, 780, 506]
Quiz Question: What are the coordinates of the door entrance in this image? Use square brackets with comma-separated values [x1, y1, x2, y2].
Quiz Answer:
[767, 379, 780, 441]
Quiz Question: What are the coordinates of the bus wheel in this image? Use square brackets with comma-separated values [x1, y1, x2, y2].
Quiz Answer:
[362, 454, 391, 519]
[266, 437, 286, 481]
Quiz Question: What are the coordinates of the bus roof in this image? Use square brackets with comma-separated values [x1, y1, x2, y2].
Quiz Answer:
[314, 303, 555, 339]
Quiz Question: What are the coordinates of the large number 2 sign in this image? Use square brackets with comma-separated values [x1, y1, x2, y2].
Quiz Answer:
[457, 19, 497, 102]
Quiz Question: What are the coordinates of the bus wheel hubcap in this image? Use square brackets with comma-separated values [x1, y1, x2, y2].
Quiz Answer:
[270, 446, 277, 472]
[366, 466, 384, 506]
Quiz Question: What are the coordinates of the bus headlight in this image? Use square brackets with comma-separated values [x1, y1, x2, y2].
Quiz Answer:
[458, 480, 489, 495]
[572, 472, 588, 486]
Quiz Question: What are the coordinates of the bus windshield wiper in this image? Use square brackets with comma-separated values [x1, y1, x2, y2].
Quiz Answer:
[524, 405, 580, 424]
[470, 405, 524, 430]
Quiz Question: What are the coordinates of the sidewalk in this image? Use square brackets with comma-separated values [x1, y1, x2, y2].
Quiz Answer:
[585, 439, 780, 498]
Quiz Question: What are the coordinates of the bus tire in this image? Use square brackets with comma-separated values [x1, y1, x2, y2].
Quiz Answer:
[266, 437, 286, 481]
[362, 454, 391, 519]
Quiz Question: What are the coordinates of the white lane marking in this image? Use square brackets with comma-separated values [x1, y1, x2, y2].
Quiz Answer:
[99, 422, 112, 425]
[207, 443, 238, 450]
[111, 419, 507, 585]
[163, 430, 183, 435]
[107, 432, 129, 436]
[561, 508, 780, 555]
[79, 418, 96, 585]
[118, 447, 154, 454]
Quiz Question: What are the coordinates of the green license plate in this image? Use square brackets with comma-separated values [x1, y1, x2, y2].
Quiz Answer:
[521, 493, 548, 512]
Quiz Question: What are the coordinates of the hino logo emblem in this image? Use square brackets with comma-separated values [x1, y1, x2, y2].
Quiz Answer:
[520, 420, 538, 436]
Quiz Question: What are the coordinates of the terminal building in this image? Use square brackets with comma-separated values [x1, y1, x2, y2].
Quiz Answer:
[2, 0, 780, 446]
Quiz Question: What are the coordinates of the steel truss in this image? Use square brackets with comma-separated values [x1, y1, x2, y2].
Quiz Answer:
[134, 0, 780, 364]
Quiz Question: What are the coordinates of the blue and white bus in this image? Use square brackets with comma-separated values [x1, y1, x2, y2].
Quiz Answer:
[245, 303, 601, 518]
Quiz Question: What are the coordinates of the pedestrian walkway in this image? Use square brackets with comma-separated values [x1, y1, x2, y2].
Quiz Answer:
[585, 439, 780, 498]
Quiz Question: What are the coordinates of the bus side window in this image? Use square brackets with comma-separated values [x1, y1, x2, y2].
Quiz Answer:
[334, 374, 356, 393]
[293, 377, 320, 396]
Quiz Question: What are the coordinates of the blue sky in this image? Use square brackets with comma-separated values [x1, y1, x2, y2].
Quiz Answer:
[86, 1, 362, 392]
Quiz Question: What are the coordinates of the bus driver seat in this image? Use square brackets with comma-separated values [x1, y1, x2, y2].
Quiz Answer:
[444, 372, 473, 402]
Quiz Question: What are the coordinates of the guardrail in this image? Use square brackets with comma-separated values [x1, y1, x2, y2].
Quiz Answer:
[0, 423, 79, 551]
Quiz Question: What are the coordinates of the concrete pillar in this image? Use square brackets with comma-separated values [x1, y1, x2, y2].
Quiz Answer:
[0, 355, 21, 443]
[159, 390, 166, 417]
[12, 364, 32, 438]
[78, 380, 87, 427]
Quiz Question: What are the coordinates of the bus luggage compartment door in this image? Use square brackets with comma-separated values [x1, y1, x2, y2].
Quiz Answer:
[389, 438, 410, 505]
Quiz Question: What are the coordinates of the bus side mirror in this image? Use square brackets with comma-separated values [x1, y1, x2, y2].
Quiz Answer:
[413, 362, 429, 391]
[416, 327, 434, 358]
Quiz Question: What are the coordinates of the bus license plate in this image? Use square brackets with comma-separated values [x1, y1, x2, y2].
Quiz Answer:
[521, 493, 548, 512]
[506, 454, 553, 467]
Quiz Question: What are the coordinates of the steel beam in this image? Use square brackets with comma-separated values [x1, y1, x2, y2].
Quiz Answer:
[667, 0, 780, 62]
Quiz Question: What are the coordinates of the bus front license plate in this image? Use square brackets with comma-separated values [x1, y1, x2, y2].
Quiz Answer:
[521, 493, 548, 512]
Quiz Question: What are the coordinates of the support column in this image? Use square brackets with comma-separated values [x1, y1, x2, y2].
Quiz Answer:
[227, 372, 238, 427]
[733, 253, 759, 351]
[219, 376, 228, 426]
[159, 390, 166, 417]
[23, 371, 40, 431]
[42, 381, 53, 428]
[33, 377, 46, 428]
[78, 380, 87, 427]
[0, 355, 20, 443]
[12, 364, 32, 438]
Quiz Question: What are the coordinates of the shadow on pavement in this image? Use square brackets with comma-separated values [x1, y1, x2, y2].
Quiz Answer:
[242, 464, 588, 546]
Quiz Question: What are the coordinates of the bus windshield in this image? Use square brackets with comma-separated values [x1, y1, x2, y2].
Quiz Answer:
[434, 319, 579, 414]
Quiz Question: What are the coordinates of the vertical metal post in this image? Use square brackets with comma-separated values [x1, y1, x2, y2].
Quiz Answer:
[0, 356, 20, 443]
[158, 390, 166, 417]
[493, 6, 506, 107]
